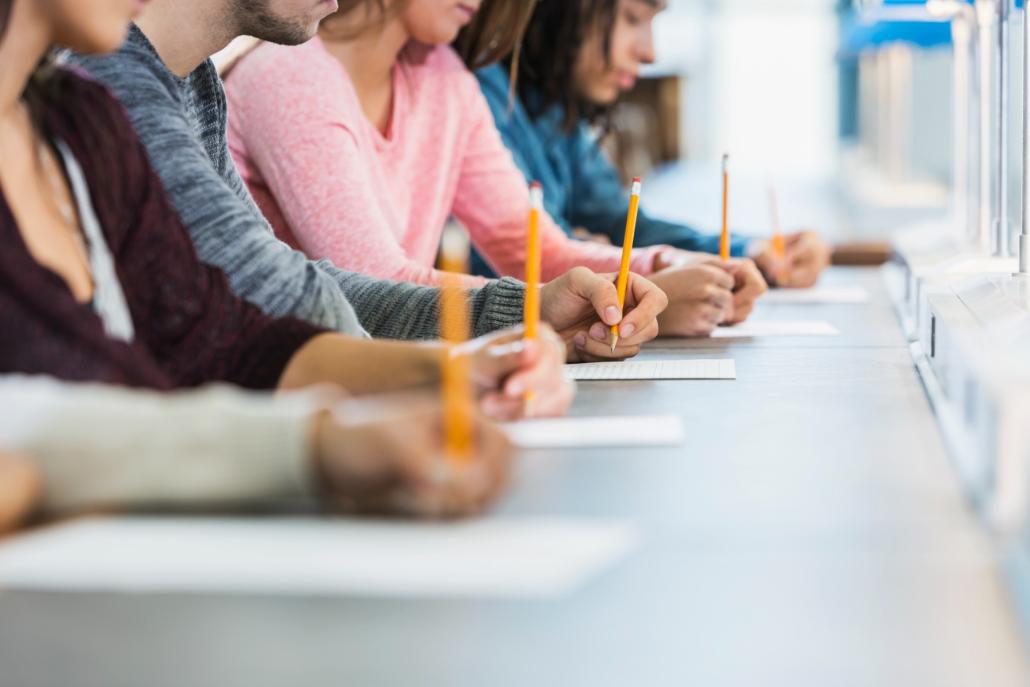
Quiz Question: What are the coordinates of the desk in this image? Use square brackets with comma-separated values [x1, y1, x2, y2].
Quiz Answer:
[1, 268, 1027, 686]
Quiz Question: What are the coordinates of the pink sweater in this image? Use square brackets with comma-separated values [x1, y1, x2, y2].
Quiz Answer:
[224, 38, 665, 288]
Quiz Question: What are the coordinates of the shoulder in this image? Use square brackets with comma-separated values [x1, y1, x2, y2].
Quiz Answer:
[69, 27, 179, 100]
[228, 38, 337, 94]
[40, 67, 139, 144]
[474, 63, 509, 100]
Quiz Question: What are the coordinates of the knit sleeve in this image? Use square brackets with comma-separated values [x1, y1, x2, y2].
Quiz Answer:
[0, 376, 320, 513]
[99, 83, 325, 390]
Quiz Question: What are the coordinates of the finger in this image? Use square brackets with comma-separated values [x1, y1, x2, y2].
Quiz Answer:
[502, 340, 564, 402]
[472, 337, 534, 391]
[0, 454, 39, 533]
[569, 267, 624, 326]
[575, 334, 643, 361]
[701, 264, 736, 290]
[617, 273, 668, 337]
[705, 285, 733, 311]
[480, 392, 523, 422]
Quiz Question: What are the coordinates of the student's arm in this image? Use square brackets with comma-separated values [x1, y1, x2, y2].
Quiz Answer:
[0, 377, 320, 514]
[0, 377, 512, 519]
[450, 78, 667, 282]
[73, 51, 522, 339]
[568, 132, 752, 257]
[227, 63, 485, 289]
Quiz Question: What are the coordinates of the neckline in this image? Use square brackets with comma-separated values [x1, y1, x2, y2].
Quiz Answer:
[313, 36, 404, 151]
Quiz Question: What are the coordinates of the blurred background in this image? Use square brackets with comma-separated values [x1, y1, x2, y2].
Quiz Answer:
[610, 0, 1021, 244]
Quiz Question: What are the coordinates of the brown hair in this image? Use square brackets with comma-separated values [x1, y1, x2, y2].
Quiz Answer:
[321, 0, 534, 71]
[506, 0, 618, 131]
[453, 0, 536, 71]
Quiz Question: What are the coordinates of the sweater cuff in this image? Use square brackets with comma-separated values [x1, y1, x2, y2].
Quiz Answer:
[630, 245, 672, 276]
[470, 277, 526, 337]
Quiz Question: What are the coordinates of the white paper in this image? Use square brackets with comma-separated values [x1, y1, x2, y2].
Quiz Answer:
[711, 321, 840, 338]
[0, 517, 637, 599]
[504, 415, 684, 448]
[564, 359, 736, 381]
[761, 287, 870, 305]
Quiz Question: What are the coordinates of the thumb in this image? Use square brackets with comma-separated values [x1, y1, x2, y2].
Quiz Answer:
[471, 338, 536, 390]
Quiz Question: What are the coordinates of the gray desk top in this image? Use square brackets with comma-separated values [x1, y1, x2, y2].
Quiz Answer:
[1, 268, 1027, 687]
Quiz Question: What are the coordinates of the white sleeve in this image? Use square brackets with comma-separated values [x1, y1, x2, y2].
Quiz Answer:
[0, 376, 323, 514]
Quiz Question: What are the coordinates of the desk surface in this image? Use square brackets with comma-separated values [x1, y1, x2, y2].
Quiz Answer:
[1, 268, 1027, 687]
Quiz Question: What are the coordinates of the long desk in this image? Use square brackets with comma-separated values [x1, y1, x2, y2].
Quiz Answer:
[1, 268, 1028, 686]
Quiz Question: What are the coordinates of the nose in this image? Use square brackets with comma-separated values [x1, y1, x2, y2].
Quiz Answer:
[637, 26, 656, 65]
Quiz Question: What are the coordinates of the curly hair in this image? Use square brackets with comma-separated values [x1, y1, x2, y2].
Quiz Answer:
[505, 0, 618, 132]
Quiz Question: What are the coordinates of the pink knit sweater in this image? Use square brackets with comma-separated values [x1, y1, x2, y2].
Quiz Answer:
[224, 38, 665, 288]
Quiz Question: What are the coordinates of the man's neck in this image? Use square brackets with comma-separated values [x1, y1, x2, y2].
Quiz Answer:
[135, 0, 237, 77]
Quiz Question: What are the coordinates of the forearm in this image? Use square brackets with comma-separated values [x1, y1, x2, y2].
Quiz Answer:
[0, 377, 321, 514]
[278, 334, 444, 395]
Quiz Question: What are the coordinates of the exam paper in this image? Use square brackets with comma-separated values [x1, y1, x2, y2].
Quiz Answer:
[761, 287, 870, 305]
[504, 415, 684, 448]
[711, 321, 840, 338]
[565, 359, 736, 381]
[0, 517, 637, 599]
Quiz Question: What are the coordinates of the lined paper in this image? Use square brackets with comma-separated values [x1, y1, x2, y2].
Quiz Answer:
[565, 359, 736, 381]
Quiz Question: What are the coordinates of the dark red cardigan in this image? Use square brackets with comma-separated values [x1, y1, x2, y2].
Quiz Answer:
[0, 69, 324, 390]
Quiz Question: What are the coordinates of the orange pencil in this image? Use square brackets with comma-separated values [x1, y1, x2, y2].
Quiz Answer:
[720, 154, 731, 262]
[523, 182, 543, 415]
[439, 223, 473, 465]
[610, 177, 642, 352]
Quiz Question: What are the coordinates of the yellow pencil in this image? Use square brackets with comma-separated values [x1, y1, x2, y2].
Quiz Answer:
[439, 223, 473, 465]
[720, 154, 730, 262]
[767, 183, 787, 284]
[523, 182, 543, 416]
[610, 177, 642, 352]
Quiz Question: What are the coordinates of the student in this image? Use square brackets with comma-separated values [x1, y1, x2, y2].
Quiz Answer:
[71, 0, 668, 362]
[0, 0, 544, 517]
[0, 376, 509, 519]
[222, 0, 765, 336]
[475, 0, 833, 289]
[0, 450, 37, 534]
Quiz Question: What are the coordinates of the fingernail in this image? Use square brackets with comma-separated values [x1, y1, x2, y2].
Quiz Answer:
[604, 306, 621, 324]
[619, 322, 636, 339]
[506, 380, 524, 396]
[574, 332, 587, 348]
[590, 323, 608, 341]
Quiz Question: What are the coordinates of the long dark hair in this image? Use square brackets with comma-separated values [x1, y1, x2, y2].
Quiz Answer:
[505, 0, 618, 131]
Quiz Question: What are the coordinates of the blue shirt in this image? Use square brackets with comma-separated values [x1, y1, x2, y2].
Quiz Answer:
[471, 64, 752, 277]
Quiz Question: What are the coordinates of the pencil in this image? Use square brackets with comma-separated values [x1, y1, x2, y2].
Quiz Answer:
[767, 184, 787, 284]
[439, 223, 473, 465]
[523, 182, 543, 416]
[720, 154, 730, 262]
[610, 177, 642, 352]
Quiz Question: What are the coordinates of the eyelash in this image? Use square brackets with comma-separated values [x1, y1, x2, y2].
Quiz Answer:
[623, 12, 642, 27]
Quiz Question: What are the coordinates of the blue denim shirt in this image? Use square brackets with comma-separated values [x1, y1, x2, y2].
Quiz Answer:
[471, 64, 752, 277]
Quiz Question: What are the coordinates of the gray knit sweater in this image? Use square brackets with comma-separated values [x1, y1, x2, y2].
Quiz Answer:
[71, 27, 525, 340]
